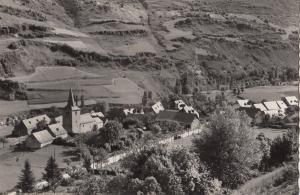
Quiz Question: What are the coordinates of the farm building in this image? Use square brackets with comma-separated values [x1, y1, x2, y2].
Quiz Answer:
[152, 101, 164, 114]
[276, 100, 288, 111]
[237, 99, 251, 108]
[156, 110, 201, 130]
[13, 114, 51, 136]
[123, 108, 144, 116]
[47, 123, 68, 139]
[263, 110, 279, 118]
[80, 113, 97, 133]
[253, 103, 267, 111]
[282, 96, 298, 106]
[181, 105, 200, 118]
[93, 117, 104, 130]
[263, 101, 281, 111]
[25, 130, 54, 149]
[174, 100, 185, 109]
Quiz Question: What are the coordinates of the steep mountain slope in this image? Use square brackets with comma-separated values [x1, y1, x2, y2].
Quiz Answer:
[0, 0, 298, 97]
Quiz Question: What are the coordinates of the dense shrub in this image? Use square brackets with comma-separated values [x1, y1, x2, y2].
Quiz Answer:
[122, 117, 142, 129]
[269, 130, 297, 166]
[155, 120, 182, 133]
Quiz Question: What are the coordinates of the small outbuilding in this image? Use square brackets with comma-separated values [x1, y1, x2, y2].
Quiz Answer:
[25, 130, 54, 149]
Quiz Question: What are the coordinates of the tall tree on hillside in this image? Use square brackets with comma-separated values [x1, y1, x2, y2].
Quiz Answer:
[193, 107, 262, 188]
[142, 91, 148, 106]
[0, 137, 8, 148]
[43, 156, 61, 183]
[17, 160, 35, 193]
[174, 78, 182, 95]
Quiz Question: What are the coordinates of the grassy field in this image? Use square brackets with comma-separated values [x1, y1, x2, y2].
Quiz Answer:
[0, 145, 77, 192]
[239, 86, 297, 102]
[9, 67, 143, 106]
[0, 100, 29, 118]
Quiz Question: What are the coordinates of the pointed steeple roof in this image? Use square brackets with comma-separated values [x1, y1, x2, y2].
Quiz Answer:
[65, 88, 80, 110]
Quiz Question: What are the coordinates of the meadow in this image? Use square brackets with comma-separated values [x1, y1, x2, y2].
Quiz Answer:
[239, 86, 297, 102]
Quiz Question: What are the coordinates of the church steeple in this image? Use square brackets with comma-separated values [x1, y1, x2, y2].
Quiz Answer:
[65, 88, 80, 110]
[63, 88, 81, 134]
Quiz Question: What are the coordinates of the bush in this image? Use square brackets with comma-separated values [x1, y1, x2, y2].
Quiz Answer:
[269, 130, 297, 166]
[150, 124, 162, 134]
[156, 120, 182, 133]
[123, 117, 142, 129]
[52, 138, 76, 147]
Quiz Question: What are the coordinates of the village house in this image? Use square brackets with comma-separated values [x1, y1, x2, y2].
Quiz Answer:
[151, 101, 165, 114]
[282, 96, 298, 107]
[174, 100, 199, 118]
[13, 114, 51, 136]
[25, 130, 54, 149]
[253, 103, 267, 112]
[123, 108, 144, 116]
[276, 100, 288, 112]
[47, 123, 68, 139]
[156, 110, 201, 130]
[237, 99, 252, 108]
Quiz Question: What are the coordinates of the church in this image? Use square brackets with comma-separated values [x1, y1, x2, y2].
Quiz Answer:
[62, 89, 103, 134]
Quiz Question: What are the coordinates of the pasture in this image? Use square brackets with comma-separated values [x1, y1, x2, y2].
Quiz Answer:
[0, 145, 77, 192]
[9, 67, 143, 106]
[240, 86, 297, 102]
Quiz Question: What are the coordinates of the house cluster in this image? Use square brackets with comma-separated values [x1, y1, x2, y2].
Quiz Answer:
[16, 89, 105, 149]
[151, 100, 201, 130]
[237, 96, 298, 118]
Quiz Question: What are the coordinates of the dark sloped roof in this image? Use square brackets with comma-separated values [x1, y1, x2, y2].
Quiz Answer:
[156, 110, 196, 124]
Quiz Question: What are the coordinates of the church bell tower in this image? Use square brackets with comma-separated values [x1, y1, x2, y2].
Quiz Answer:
[63, 89, 81, 134]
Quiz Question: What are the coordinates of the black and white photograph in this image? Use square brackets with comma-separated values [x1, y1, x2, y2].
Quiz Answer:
[0, 0, 298, 194]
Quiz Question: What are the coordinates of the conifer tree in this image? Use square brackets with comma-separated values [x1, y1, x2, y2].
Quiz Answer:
[43, 156, 61, 183]
[17, 160, 35, 193]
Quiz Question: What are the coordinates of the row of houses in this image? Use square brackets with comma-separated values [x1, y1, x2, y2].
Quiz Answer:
[237, 96, 298, 118]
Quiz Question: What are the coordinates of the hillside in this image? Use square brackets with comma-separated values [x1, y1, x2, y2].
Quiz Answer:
[0, 0, 298, 98]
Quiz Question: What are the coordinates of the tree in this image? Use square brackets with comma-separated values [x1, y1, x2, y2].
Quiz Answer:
[256, 133, 271, 171]
[170, 148, 224, 195]
[107, 108, 126, 121]
[99, 121, 123, 146]
[83, 155, 92, 172]
[269, 129, 297, 166]
[174, 78, 182, 95]
[156, 120, 182, 133]
[75, 176, 108, 195]
[43, 156, 61, 183]
[0, 137, 8, 148]
[122, 117, 142, 129]
[17, 160, 35, 193]
[193, 107, 262, 188]
[233, 88, 237, 95]
[142, 91, 148, 106]
[142, 176, 162, 194]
